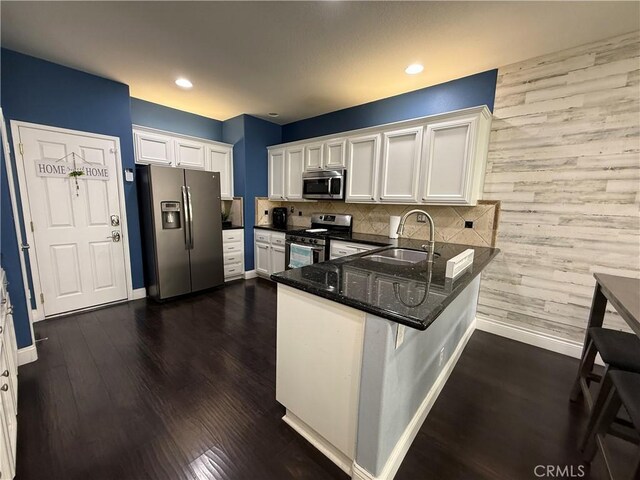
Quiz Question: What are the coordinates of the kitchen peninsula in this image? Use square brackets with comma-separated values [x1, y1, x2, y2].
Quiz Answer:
[271, 240, 498, 479]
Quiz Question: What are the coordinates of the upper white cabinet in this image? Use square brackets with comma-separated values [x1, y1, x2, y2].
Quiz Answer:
[269, 149, 286, 200]
[304, 143, 324, 171]
[346, 134, 381, 202]
[134, 130, 174, 165]
[267, 105, 491, 206]
[208, 145, 234, 200]
[133, 126, 235, 199]
[379, 126, 423, 203]
[175, 138, 206, 170]
[285, 147, 304, 200]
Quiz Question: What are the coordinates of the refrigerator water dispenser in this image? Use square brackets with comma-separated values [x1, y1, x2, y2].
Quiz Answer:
[160, 201, 181, 229]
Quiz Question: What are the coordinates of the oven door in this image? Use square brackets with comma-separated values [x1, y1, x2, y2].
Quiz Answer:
[285, 241, 326, 270]
[302, 171, 345, 200]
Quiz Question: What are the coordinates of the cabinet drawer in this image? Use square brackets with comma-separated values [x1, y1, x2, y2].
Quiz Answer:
[224, 252, 243, 265]
[255, 230, 271, 243]
[224, 264, 243, 278]
[270, 233, 286, 246]
[330, 244, 359, 258]
[223, 229, 243, 243]
[223, 243, 243, 253]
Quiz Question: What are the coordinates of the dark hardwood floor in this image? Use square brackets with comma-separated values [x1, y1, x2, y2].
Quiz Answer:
[16, 278, 631, 479]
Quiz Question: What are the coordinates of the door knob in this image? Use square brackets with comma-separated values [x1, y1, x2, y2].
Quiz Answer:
[107, 231, 121, 242]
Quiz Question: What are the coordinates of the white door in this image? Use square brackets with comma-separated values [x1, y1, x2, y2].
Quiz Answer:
[324, 139, 346, 169]
[268, 149, 285, 200]
[271, 245, 286, 274]
[255, 242, 271, 276]
[304, 142, 323, 171]
[175, 138, 206, 170]
[379, 126, 422, 203]
[133, 129, 174, 165]
[208, 144, 234, 199]
[285, 147, 304, 200]
[346, 133, 381, 202]
[421, 116, 476, 204]
[16, 125, 129, 317]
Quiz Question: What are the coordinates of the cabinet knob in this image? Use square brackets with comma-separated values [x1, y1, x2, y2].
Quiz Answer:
[0, 327, 4, 334]
[1, 371, 8, 377]
[6, 306, 13, 315]
[1, 384, 8, 391]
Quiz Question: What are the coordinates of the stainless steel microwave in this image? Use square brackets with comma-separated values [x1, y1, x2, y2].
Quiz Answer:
[302, 170, 345, 200]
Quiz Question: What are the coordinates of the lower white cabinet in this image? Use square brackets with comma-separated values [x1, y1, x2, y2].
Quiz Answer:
[0, 270, 18, 480]
[255, 229, 287, 278]
[222, 229, 244, 281]
[329, 240, 379, 260]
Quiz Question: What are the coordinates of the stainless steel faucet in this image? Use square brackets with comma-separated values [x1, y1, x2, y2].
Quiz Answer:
[396, 209, 436, 263]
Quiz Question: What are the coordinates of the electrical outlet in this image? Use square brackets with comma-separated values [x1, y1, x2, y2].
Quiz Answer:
[395, 325, 406, 349]
[298, 211, 302, 216]
[464, 220, 473, 228]
[416, 214, 427, 223]
[438, 347, 445, 366]
[264, 210, 269, 216]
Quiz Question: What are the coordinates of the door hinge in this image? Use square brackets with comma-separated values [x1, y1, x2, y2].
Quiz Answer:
[18, 143, 24, 156]
[40, 293, 45, 304]
[30, 221, 34, 232]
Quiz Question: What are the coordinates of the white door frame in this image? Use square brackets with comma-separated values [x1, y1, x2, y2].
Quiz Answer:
[1, 110, 39, 363]
[9, 120, 135, 321]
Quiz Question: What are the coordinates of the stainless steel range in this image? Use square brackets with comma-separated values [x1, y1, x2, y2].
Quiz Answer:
[285, 213, 353, 269]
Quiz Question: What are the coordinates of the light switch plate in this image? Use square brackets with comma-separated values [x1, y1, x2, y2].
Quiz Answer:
[124, 169, 134, 182]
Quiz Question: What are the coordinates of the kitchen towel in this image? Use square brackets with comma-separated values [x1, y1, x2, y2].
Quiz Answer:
[288, 244, 315, 269]
[389, 216, 401, 239]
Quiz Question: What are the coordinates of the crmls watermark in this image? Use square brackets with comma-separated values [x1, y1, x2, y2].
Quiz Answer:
[534, 465, 586, 478]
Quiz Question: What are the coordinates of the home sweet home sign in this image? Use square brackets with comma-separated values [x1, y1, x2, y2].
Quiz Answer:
[35, 160, 110, 181]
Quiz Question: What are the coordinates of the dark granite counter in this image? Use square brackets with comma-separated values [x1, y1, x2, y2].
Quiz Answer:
[254, 225, 299, 233]
[222, 224, 244, 230]
[271, 241, 499, 330]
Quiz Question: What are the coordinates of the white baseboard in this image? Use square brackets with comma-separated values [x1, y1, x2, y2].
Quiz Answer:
[18, 344, 38, 366]
[244, 270, 257, 279]
[354, 318, 476, 480]
[476, 315, 602, 365]
[32, 308, 45, 323]
[283, 409, 353, 476]
[131, 288, 146, 300]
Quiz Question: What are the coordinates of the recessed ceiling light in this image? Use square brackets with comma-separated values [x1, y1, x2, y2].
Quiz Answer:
[268, 112, 279, 118]
[175, 78, 193, 89]
[405, 64, 424, 75]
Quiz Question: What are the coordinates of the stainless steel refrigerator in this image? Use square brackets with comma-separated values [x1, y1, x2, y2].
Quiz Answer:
[137, 165, 224, 300]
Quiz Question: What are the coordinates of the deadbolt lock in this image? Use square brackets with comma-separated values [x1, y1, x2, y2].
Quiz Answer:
[110, 214, 120, 226]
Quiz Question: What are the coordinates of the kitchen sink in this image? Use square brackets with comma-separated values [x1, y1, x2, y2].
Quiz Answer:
[364, 248, 439, 265]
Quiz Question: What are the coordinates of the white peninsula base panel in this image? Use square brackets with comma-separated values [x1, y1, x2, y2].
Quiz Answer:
[275, 278, 481, 480]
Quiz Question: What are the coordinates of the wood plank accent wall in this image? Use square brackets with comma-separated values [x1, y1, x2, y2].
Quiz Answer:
[478, 31, 640, 342]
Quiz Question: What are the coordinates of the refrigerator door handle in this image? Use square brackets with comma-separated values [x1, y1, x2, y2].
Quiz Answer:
[182, 185, 193, 250]
[186, 185, 194, 249]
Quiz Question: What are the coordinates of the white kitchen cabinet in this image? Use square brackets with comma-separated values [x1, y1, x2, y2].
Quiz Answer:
[304, 142, 324, 171]
[330, 240, 379, 260]
[324, 138, 346, 169]
[208, 145, 234, 200]
[255, 242, 271, 276]
[379, 126, 423, 203]
[268, 149, 286, 200]
[285, 147, 304, 200]
[271, 245, 286, 274]
[346, 133, 381, 202]
[254, 229, 287, 278]
[421, 109, 491, 205]
[133, 126, 235, 198]
[223, 229, 244, 281]
[134, 130, 174, 165]
[175, 138, 206, 170]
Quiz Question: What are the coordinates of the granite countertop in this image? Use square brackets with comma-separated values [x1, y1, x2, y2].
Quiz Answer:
[271, 241, 499, 331]
[222, 224, 244, 230]
[254, 225, 300, 233]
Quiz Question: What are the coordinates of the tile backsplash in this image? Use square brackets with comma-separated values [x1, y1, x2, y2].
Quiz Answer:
[255, 198, 500, 247]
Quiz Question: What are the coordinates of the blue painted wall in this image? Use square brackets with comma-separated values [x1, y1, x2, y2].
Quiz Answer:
[223, 115, 281, 270]
[1, 49, 144, 347]
[281, 69, 498, 142]
[130, 98, 223, 141]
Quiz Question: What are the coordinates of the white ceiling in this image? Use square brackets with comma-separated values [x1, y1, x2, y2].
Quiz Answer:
[2, 1, 639, 124]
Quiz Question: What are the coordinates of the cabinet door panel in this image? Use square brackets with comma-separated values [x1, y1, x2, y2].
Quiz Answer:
[285, 147, 304, 200]
[255, 243, 271, 275]
[271, 245, 286, 274]
[134, 131, 174, 165]
[304, 143, 324, 171]
[422, 118, 475, 204]
[175, 139, 206, 170]
[269, 149, 285, 200]
[380, 127, 422, 202]
[346, 134, 380, 202]
[208, 145, 234, 199]
[324, 139, 346, 169]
